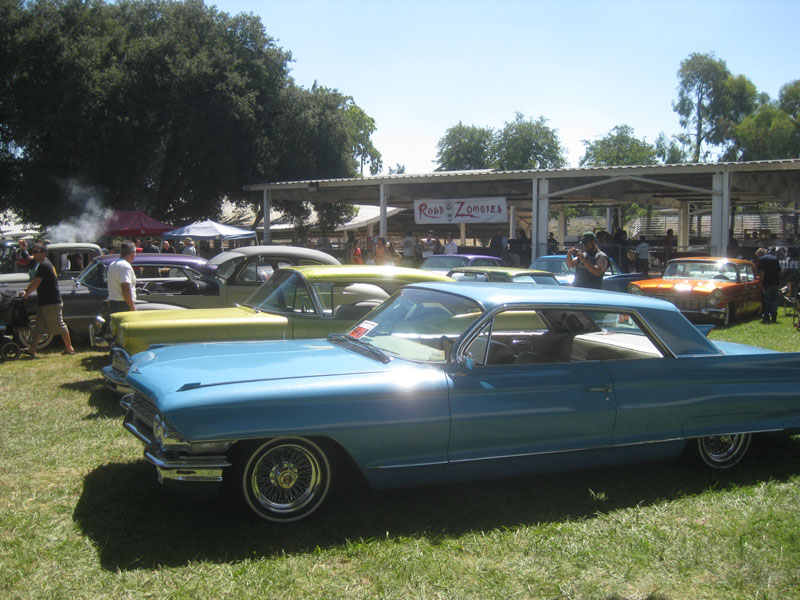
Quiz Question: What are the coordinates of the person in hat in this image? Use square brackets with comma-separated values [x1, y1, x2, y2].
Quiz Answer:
[181, 238, 196, 256]
[567, 231, 608, 289]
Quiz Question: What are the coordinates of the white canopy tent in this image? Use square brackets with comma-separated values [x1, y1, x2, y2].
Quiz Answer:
[162, 219, 256, 240]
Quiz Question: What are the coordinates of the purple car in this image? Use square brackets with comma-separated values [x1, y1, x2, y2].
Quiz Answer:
[420, 254, 505, 274]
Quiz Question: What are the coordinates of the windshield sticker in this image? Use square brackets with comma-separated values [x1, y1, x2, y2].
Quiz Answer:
[348, 320, 377, 339]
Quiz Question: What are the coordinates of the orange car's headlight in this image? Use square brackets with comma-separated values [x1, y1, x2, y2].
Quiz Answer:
[707, 289, 724, 307]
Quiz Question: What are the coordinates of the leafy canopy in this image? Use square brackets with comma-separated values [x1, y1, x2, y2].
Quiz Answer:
[0, 0, 377, 232]
[435, 114, 565, 172]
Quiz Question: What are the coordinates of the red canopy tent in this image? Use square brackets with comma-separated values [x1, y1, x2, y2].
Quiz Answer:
[102, 210, 174, 236]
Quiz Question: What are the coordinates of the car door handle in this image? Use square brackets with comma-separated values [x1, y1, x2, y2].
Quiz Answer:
[587, 386, 612, 393]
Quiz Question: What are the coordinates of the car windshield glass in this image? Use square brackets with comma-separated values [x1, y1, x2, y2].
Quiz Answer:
[76, 261, 107, 290]
[243, 270, 316, 314]
[663, 260, 738, 281]
[211, 255, 244, 281]
[421, 256, 469, 269]
[531, 258, 573, 274]
[344, 287, 483, 362]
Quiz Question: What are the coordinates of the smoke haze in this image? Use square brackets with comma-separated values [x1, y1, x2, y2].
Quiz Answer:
[47, 181, 113, 243]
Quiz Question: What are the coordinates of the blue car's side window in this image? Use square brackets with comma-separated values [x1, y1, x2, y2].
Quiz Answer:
[465, 308, 664, 366]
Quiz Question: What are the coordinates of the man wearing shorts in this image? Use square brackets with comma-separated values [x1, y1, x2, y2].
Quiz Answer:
[19, 244, 76, 357]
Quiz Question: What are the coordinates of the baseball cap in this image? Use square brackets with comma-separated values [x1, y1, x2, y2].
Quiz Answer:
[581, 231, 596, 242]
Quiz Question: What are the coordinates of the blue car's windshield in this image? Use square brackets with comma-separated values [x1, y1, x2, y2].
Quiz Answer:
[345, 287, 483, 362]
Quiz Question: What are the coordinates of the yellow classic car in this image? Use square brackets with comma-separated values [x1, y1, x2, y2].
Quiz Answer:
[103, 265, 452, 393]
[628, 257, 762, 325]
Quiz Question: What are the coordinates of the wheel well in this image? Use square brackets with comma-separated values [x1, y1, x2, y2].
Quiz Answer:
[228, 435, 367, 488]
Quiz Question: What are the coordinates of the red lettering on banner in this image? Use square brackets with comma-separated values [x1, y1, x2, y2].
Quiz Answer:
[417, 202, 447, 219]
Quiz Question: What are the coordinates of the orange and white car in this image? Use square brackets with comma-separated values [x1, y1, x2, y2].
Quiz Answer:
[628, 257, 762, 325]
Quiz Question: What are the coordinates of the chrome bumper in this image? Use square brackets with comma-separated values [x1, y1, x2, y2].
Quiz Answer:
[102, 346, 133, 395]
[679, 307, 727, 322]
[145, 447, 230, 483]
[121, 395, 230, 483]
[102, 365, 132, 395]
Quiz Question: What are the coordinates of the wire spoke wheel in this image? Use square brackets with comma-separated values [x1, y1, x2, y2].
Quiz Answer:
[696, 433, 751, 469]
[16, 323, 53, 350]
[240, 438, 332, 522]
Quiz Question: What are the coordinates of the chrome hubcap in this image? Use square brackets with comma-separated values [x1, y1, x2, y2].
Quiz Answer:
[270, 462, 300, 489]
[251, 443, 320, 513]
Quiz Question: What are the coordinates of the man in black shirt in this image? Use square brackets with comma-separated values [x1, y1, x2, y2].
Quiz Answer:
[19, 244, 76, 357]
[567, 231, 609, 289]
[755, 247, 782, 323]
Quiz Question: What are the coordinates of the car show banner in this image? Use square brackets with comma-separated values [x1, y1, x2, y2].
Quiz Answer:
[413, 197, 508, 224]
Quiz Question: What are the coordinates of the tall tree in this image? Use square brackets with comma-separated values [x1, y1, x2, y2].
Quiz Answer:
[579, 125, 658, 167]
[435, 122, 494, 171]
[493, 113, 566, 170]
[732, 104, 798, 160]
[346, 103, 382, 176]
[720, 80, 800, 161]
[579, 125, 658, 227]
[655, 133, 688, 164]
[673, 52, 731, 162]
[1, 0, 379, 231]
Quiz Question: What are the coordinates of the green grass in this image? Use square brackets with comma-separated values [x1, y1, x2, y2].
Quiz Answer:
[2, 318, 800, 600]
[709, 315, 800, 353]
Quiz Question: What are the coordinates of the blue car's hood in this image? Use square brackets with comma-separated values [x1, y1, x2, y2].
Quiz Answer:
[127, 338, 394, 398]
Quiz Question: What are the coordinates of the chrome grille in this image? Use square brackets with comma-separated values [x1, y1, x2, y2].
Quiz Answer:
[652, 293, 705, 312]
[130, 393, 157, 438]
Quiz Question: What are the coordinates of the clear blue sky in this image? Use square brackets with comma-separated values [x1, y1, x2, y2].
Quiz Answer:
[213, 0, 799, 174]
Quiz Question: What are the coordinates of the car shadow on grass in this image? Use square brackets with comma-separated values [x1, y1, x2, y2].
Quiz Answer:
[73, 436, 800, 572]
[60, 376, 124, 419]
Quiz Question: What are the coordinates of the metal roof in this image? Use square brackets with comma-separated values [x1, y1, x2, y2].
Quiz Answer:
[245, 159, 800, 210]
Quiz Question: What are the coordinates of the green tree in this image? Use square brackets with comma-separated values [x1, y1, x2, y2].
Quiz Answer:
[346, 103, 382, 176]
[778, 80, 800, 120]
[579, 125, 658, 167]
[435, 122, 494, 171]
[732, 104, 799, 160]
[1, 0, 378, 232]
[673, 52, 731, 162]
[578, 125, 659, 227]
[655, 133, 688, 164]
[493, 113, 566, 170]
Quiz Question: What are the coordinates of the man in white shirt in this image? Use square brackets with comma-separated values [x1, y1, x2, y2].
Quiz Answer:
[107, 241, 137, 313]
[444, 233, 459, 255]
[182, 238, 196, 255]
[421, 231, 437, 259]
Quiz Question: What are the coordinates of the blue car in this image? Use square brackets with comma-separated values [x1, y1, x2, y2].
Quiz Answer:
[530, 254, 646, 292]
[121, 283, 800, 522]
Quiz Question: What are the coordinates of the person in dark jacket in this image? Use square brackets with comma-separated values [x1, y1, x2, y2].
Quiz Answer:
[755, 247, 781, 323]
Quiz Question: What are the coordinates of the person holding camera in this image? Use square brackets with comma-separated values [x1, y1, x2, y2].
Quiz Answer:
[567, 231, 608, 289]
